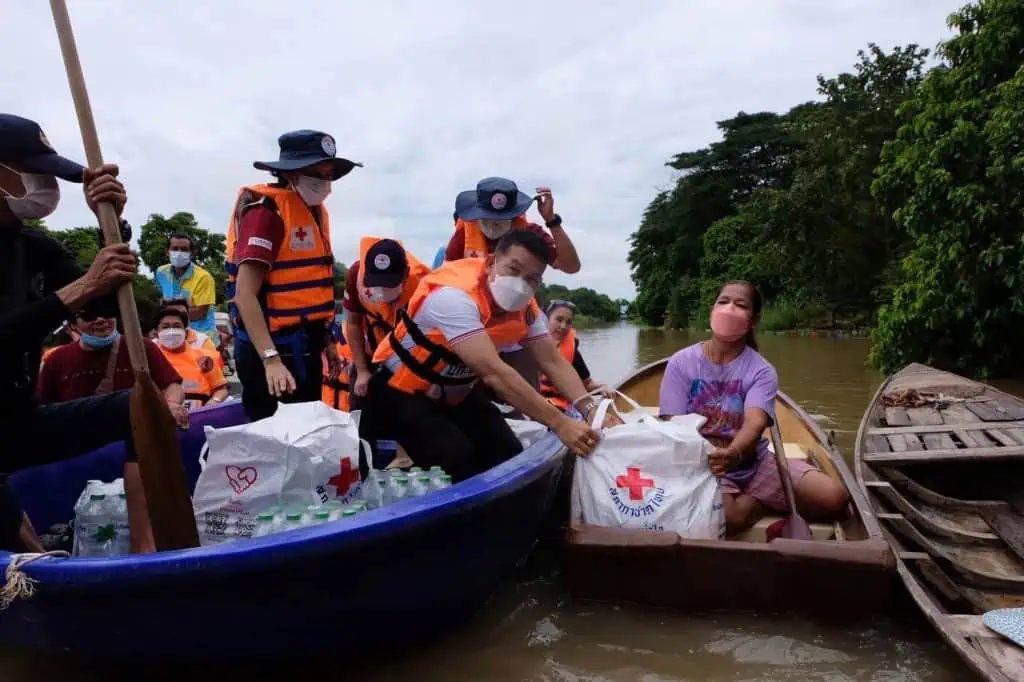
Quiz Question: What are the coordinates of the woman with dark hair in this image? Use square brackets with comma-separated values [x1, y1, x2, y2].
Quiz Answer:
[658, 280, 849, 535]
[539, 300, 612, 410]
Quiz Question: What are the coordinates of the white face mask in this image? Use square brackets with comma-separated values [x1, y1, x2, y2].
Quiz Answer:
[293, 175, 331, 206]
[158, 327, 187, 349]
[2, 171, 60, 220]
[365, 286, 403, 304]
[168, 251, 191, 268]
[488, 274, 535, 312]
[479, 219, 512, 240]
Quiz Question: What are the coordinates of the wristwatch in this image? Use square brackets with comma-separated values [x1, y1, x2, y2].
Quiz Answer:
[545, 213, 563, 229]
[261, 348, 280, 362]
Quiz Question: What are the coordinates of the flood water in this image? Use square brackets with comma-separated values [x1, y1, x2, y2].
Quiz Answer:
[3, 323, 989, 680]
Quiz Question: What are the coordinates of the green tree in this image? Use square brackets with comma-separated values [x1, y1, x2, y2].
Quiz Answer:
[536, 283, 621, 322]
[870, 0, 1024, 377]
[138, 212, 228, 305]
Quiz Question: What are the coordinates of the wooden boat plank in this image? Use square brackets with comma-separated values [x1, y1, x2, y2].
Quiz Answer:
[867, 480, 997, 544]
[957, 429, 987, 448]
[943, 403, 986, 424]
[864, 434, 891, 452]
[988, 429, 1022, 447]
[991, 400, 1024, 420]
[907, 406, 944, 426]
[968, 401, 1015, 422]
[922, 432, 959, 451]
[980, 507, 1024, 564]
[865, 446, 1024, 464]
[869, 421, 1024, 436]
[878, 466, 1007, 509]
[949, 615, 1024, 681]
[1005, 429, 1024, 446]
[885, 407, 911, 426]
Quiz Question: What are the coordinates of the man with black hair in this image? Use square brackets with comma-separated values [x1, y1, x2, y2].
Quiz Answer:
[362, 229, 602, 481]
[155, 232, 218, 343]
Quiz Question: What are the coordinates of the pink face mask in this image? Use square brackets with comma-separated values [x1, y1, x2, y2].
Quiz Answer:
[710, 304, 750, 343]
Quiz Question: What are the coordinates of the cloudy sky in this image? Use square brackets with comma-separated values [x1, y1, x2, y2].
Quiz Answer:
[7, 1, 963, 299]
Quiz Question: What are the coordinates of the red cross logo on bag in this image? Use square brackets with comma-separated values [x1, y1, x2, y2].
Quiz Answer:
[327, 458, 360, 496]
[616, 466, 654, 501]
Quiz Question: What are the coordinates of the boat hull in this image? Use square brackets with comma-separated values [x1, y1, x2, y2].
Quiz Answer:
[1, 403, 565, 659]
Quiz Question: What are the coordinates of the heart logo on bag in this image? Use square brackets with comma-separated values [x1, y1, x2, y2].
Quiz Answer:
[225, 465, 258, 494]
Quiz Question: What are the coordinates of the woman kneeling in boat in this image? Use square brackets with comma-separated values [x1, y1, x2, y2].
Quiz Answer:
[658, 280, 849, 535]
[540, 300, 613, 409]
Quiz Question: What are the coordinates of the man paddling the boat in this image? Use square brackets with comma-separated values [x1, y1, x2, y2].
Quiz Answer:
[226, 129, 361, 421]
[362, 229, 601, 481]
[0, 113, 154, 552]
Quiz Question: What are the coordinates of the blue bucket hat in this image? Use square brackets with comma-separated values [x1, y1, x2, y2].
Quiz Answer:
[254, 129, 362, 181]
[454, 177, 533, 221]
[0, 114, 84, 182]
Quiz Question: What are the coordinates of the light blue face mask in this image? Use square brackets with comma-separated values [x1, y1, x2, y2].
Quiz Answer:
[80, 330, 119, 349]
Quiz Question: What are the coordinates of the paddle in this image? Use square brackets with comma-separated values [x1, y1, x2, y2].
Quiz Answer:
[767, 420, 814, 541]
[49, 0, 199, 551]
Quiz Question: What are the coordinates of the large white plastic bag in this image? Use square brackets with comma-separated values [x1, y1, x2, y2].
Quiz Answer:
[572, 393, 725, 539]
[192, 402, 364, 545]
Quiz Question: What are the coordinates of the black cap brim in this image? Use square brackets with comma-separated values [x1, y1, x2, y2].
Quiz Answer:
[16, 151, 85, 183]
[253, 156, 362, 181]
[454, 189, 532, 221]
[363, 269, 404, 288]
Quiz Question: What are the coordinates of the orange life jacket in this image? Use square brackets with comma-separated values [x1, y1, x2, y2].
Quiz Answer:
[454, 216, 530, 259]
[372, 258, 539, 404]
[159, 345, 226, 410]
[539, 328, 576, 410]
[225, 184, 335, 333]
[321, 340, 354, 412]
[187, 329, 224, 369]
[355, 236, 430, 352]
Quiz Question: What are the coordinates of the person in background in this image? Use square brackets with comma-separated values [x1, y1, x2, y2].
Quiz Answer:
[226, 129, 359, 421]
[658, 280, 849, 535]
[342, 237, 429, 410]
[153, 306, 228, 409]
[0, 113, 154, 551]
[363, 230, 601, 481]
[162, 297, 222, 370]
[540, 300, 613, 410]
[37, 297, 189, 429]
[154, 233, 219, 345]
[321, 318, 353, 412]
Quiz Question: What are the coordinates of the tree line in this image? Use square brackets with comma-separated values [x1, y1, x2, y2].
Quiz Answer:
[627, 0, 1024, 378]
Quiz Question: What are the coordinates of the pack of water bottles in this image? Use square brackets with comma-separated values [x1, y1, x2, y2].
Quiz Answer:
[250, 465, 453, 539]
[72, 478, 131, 557]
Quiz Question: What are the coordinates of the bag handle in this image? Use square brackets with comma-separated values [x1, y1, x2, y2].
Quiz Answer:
[359, 438, 375, 472]
[198, 442, 210, 472]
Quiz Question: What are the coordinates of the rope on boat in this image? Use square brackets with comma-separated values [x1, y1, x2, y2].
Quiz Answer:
[0, 551, 69, 609]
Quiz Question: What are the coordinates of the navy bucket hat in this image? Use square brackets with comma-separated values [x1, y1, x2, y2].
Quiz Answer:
[454, 177, 533, 221]
[254, 129, 362, 181]
[0, 114, 84, 182]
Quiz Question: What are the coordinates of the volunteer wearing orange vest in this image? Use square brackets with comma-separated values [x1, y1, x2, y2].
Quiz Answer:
[225, 129, 361, 420]
[362, 230, 602, 481]
[539, 300, 613, 410]
[154, 307, 229, 409]
[321, 322, 354, 412]
[161, 297, 223, 371]
[342, 237, 429, 408]
[446, 177, 581, 273]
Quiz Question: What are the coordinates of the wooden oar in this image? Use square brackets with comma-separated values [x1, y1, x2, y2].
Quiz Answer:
[768, 421, 813, 540]
[49, 0, 199, 551]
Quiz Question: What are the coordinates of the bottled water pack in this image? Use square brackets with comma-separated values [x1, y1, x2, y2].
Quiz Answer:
[72, 478, 131, 557]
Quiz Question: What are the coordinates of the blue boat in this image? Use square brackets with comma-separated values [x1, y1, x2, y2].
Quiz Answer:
[0, 402, 566, 659]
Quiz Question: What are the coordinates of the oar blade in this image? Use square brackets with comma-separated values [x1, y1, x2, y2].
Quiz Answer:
[130, 372, 199, 550]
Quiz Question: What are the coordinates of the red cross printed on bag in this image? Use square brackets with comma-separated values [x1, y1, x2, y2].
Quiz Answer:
[616, 466, 654, 501]
[328, 458, 360, 496]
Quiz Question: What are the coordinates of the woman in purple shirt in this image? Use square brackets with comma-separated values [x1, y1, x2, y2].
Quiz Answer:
[659, 281, 849, 535]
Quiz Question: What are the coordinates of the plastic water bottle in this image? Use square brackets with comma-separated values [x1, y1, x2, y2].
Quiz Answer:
[433, 474, 453, 491]
[353, 501, 369, 514]
[428, 465, 444, 483]
[410, 475, 432, 497]
[312, 510, 331, 525]
[341, 508, 358, 521]
[253, 512, 277, 538]
[392, 477, 411, 503]
[408, 466, 424, 476]
[282, 511, 304, 532]
[112, 493, 130, 555]
[78, 493, 116, 557]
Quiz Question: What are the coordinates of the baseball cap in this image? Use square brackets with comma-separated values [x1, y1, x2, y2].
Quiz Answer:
[363, 239, 408, 288]
[0, 114, 84, 182]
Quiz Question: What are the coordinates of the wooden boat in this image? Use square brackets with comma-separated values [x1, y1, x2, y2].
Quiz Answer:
[0, 401, 566, 659]
[856, 363, 1024, 681]
[564, 357, 893, 619]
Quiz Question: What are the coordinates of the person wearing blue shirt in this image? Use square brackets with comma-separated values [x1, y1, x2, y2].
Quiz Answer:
[154, 233, 219, 345]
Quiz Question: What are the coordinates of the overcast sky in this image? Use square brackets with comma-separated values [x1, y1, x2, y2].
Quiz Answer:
[6, 1, 963, 299]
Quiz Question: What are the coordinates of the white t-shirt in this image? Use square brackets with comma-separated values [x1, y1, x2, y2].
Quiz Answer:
[384, 287, 549, 399]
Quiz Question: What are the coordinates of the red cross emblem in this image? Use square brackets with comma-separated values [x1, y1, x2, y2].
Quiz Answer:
[327, 458, 360, 496]
[295, 226, 308, 242]
[616, 466, 654, 501]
